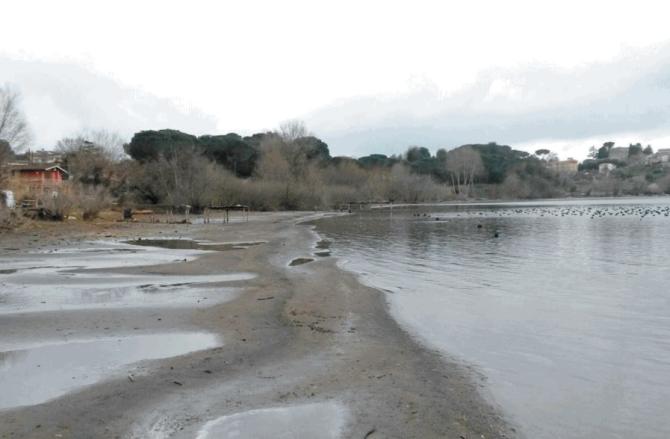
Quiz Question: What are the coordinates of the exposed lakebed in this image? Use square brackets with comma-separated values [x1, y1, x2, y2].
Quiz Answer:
[0, 238, 249, 411]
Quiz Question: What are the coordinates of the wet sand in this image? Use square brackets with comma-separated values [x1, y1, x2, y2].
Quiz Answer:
[0, 212, 515, 438]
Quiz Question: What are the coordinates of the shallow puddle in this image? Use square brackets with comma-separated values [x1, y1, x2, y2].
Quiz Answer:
[0, 240, 255, 314]
[0, 332, 220, 410]
[126, 239, 265, 252]
[195, 402, 347, 439]
[0, 240, 206, 272]
[0, 270, 253, 314]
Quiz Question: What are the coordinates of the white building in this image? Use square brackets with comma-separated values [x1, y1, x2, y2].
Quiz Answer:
[599, 163, 616, 174]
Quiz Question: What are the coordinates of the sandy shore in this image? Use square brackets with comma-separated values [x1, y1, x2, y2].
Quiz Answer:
[0, 212, 515, 438]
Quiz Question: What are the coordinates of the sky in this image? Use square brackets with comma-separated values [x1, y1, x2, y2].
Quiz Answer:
[2, 0, 670, 159]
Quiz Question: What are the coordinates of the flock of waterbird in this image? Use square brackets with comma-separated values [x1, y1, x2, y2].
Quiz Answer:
[412, 205, 670, 220]
[411, 205, 670, 238]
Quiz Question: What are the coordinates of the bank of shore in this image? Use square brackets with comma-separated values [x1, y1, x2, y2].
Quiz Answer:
[0, 212, 515, 438]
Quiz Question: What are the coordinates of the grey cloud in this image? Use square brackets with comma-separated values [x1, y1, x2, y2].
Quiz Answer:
[305, 44, 670, 157]
[0, 56, 218, 148]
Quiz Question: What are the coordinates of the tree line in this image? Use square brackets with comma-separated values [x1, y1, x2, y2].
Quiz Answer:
[3, 84, 670, 221]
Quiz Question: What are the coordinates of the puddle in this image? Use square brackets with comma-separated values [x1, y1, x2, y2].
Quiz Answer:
[195, 402, 348, 439]
[126, 239, 265, 252]
[0, 270, 253, 314]
[0, 241, 207, 272]
[289, 258, 313, 266]
[0, 332, 220, 410]
[0, 241, 256, 314]
[314, 251, 331, 257]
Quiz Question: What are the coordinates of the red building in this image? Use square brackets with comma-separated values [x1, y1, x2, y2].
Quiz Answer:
[10, 164, 70, 192]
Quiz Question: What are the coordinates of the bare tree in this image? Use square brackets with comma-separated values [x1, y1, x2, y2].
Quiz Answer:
[279, 119, 309, 142]
[56, 130, 127, 186]
[0, 85, 31, 151]
[446, 147, 484, 196]
[0, 140, 12, 186]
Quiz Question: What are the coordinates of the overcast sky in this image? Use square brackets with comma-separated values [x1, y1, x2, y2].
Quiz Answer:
[2, 0, 670, 159]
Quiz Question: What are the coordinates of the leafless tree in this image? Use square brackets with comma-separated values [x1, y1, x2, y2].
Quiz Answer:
[446, 147, 485, 196]
[56, 130, 127, 186]
[0, 85, 31, 151]
[0, 140, 12, 186]
[279, 119, 309, 142]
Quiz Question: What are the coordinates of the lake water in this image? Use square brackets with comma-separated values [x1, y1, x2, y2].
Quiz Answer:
[314, 198, 670, 439]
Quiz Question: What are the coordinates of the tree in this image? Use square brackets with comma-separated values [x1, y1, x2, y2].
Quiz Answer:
[643, 145, 654, 155]
[465, 142, 528, 183]
[358, 154, 396, 168]
[294, 136, 331, 162]
[279, 119, 309, 142]
[597, 142, 614, 159]
[130, 146, 226, 209]
[125, 129, 197, 162]
[628, 143, 643, 157]
[446, 146, 485, 195]
[535, 149, 551, 157]
[406, 146, 431, 162]
[0, 85, 31, 151]
[587, 146, 598, 159]
[198, 133, 258, 177]
[0, 140, 12, 185]
[57, 130, 125, 186]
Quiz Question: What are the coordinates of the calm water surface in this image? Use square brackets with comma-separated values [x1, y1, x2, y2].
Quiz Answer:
[315, 198, 670, 439]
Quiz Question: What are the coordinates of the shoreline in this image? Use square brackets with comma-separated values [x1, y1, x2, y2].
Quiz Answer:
[0, 212, 515, 438]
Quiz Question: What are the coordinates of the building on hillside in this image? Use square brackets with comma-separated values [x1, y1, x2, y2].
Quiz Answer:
[13, 149, 64, 164]
[608, 147, 629, 161]
[599, 163, 617, 174]
[644, 148, 670, 165]
[656, 149, 670, 162]
[9, 164, 70, 192]
[546, 158, 579, 175]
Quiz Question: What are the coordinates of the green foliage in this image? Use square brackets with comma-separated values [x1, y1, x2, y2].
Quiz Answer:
[597, 142, 614, 159]
[198, 133, 258, 177]
[125, 129, 197, 162]
[405, 146, 431, 162]
[628, 143, 643, 157]
[126, 129, 331, 178]
[579, 159, 599, 171]
[294, 136, 331, 161]
[643, 145, 654, 155]
[464, 142, 529, 183]
[358, 154, 392, 168]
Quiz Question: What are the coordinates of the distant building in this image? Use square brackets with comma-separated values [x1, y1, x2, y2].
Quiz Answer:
[13, 149, 64, 164]
[644, 149, 670, 165]
[546, 159, 579, 175]
[9, 164, 70, 192]
[656, 149, 670, 162]
[599, 163, 616, 174]
[608, 147, 629, 161]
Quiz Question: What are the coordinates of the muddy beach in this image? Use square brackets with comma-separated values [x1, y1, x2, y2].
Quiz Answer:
[0, 212, 513, 438]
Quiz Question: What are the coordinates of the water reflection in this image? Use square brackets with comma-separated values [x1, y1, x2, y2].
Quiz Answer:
[0, 332, 221, 410]
[195, 403, 348, 439]
[315, 199, 670, 439]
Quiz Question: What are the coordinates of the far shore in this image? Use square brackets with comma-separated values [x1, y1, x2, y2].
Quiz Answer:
[0, 211, 515, 438]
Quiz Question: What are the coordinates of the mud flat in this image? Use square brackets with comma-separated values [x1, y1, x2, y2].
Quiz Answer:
[0, 212, 514, 438]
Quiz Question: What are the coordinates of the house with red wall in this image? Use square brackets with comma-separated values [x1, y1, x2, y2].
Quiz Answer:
[10, 164, 70, 192]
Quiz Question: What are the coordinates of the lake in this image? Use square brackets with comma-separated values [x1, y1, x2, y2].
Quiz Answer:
[314, 198, 670, 439]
